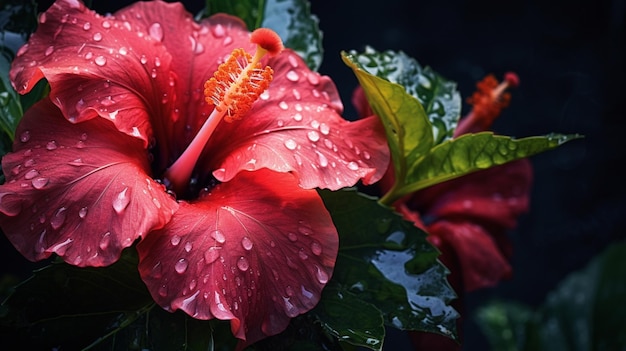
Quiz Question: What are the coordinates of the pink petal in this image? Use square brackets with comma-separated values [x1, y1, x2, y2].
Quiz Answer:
[0, 99, 177, 267]
[204, 50, 390, 190]
[427, 220, 512, 291]
[137, 169, 338, 344]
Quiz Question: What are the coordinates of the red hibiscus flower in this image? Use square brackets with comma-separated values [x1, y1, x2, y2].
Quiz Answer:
[0, 0, 389, 345]
[353, 72, 531, 349]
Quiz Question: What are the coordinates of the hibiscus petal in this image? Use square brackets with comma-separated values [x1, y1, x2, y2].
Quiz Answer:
[411, 159, 533, 231]
[428, 220, 512, 292]
[0, 99, 177, 267]
[206, 50, 390, 190]
[137, 169, 338, 344]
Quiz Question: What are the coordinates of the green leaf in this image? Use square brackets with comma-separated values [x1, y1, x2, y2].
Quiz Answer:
[262, 0, 323, 71]
[399, 132, 583, 196]
[203, 0, 266, 30]
[320, 189, 459, 340]
[342, 51, 435, 191]
[0, 52, 23, 140]
[344, 47, 461, 144]
[314, 286, 385, 350]
[0, 249, 155, 350]
[476, 241, 626, 351]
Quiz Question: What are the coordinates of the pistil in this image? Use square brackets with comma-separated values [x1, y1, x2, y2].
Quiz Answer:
[164, 28, 283, 195]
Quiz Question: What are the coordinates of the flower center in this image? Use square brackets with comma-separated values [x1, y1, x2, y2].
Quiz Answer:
[164, 28, 283, 196]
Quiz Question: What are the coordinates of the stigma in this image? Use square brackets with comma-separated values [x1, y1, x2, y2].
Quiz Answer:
[203, 28, 283, 122]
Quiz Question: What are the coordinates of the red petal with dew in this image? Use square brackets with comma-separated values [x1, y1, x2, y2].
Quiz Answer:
[9, 0, 253, 160]
[204, 50, 390, 190]
[0, 99, 177, 267]
[409, 159, 533, 232]
[137, 169, 337, 345]
[427, 220, 512, 292]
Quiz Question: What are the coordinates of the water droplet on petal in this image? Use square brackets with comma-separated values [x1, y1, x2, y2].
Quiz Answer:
[46, 140, 58, 150]
[39, 12, 47, 24]
[93, 32, 102, 41]
[149, 22, 164, 41]
[307, 72, 320, 85]
[288, 232, 298, 242]
[237, 256, 249, 271]
[298, 249, 308, 260]
[50, 207, 67, 230]
[307, 130, 320, 142]
[204, 246, 221, 264]
[347, 161, 359, 170]
[286, 70, 299, 82]
[24, 169, 39, 180]
[293, 113, 303, 122]
[320, 123, 330, 135]
[212, 23, 225, 37]
[284, 139, 297, 150]
[158, 284, 168, 297]
[211, 229, 226, 243]
[83, 22, 91, 30]
[315, 265, 329, 284]
[78, 207, 88, 218]
[170, 235, 181, 246]
[99, 232, 111, 250]
[184, 241, 193, 252]
[95, 56, 107, 66]
[20, 131, 30, 143]
[44, 46, 54, 56]
[316, 151, 328, 167]
[311, 241, 322, 255]
[175, 258, 188, 273]
[102, 20, 111, 29]
[118, 47, 128, 55]
[112, 187, 130, 214]
[241, 236, 253, 250]
[278, 101, 288, 110]
[32, 177, 49, 189]
[140, 55, 148, 64]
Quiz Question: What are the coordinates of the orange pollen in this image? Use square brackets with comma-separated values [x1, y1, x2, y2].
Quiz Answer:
[203, 48, 274, 122]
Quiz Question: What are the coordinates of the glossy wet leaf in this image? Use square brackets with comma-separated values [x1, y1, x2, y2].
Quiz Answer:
[314, 286, 385, 350]
[476, 241, 626, 351]
[342, 51, 434, 188]
[345, 47, 461, 144]
[401, 132, 583, 196]
[320, 189, 459, 340]
[0, 53, 22, 140]
[0, 249, 153, 350]
[262, 0, 324, 71]
[203, 0, 265, 30]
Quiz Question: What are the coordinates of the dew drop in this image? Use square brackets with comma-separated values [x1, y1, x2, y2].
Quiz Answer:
[211, 229, 226, 243]
[286, 70, 299, 82]
[204, 246, 221, 264]
[320, 123, 330, 135]
[20, 131, 30, 143]
[31, 177, 49, 189]
[175, 258, 188, 273]
[311, 241, 322, 256]
[241, 236, 253, 250]
[288, 232, 298, 242]
[260, 90, 270, 100]
[158, 284, 168, 297]
[44, 46, 54, 56]
[298, 249, 308, 260]
[99, 232, 111, 250]
[39, 12, 47, 24]
[140, 55, 148, 64]
[11, 165, 21, 175]
[24, 169, 39, 180]
[212, 23, 225, 37]
[347, 161, 359, 170]
[94, 56, 107, 66]
[284, 139, 297, 150]
[307, 130, 320, 142]
[285, 285, 295, 297]
[102, 20, 111, 29]
[170, 235, 181, 246]
[293, 113, 303, 122]
[237, 256, 250, 271]
[50, 207, 67, 230]
[78, 207, 88, 218]
[93, 32, 102, 41]
[118, 47, 128, 55]
[46, 140, 58, 150]
[316, 151, 328, 167]
[83, 22, 91, 30]
[315, 265, 329, 284]
[149, 22, 164, 41]
[112, 187, 130, 214]
[307, 72, 320, 85]
[184, 241, 193, 252]
[278, 101, 288, 110]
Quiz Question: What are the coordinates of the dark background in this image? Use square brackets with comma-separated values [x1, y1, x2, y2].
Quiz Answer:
[4, 0, 626, 349]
